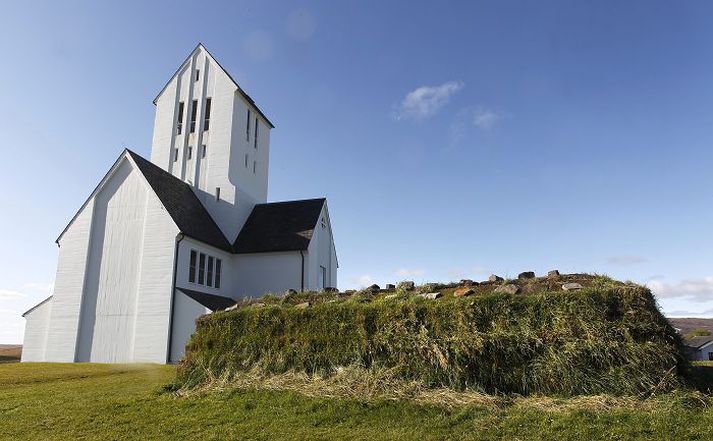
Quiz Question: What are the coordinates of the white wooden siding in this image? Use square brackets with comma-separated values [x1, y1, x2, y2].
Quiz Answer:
[20, 299, 52, 362]
[44, 199, 95, 362]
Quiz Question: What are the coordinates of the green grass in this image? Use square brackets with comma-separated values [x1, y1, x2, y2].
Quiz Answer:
[2, 363, 713, 440]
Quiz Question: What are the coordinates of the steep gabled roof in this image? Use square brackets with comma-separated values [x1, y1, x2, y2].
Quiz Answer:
[233, 198, 326, 254]
[684, 336, 713, 349]
[126, 150, 233, 252]
[176, 287, 236, 311]
[22, 296, 53, 317]
[153, 43, 275, 128]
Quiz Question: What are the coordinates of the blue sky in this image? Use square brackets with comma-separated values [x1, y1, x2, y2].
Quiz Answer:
[1, 1, 713, 343]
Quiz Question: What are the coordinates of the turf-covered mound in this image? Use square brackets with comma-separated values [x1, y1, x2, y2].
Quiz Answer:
[176, 275, 687, 395]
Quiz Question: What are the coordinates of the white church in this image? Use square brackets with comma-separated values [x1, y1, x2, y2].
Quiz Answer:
[21, 44, 338, 364]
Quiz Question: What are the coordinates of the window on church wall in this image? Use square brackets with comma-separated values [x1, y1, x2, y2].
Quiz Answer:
[254, 118, 259, 149]
[198, 253, 206, 284]
[201, 144, 207, 158]
[173, 148, 179, 162]
[244, 153, 248, 168]
[177, 102, 184, 134]
[215, 259, 222, 289]
[189, 250, 197, 283]
[195, 69, 200, 82]
[246, 109, 251, 141]
[203, 98, 211, 131]
[253, 160, 256, 174]
[187, 146, 192, 160]
[189, 250, 222, 289]
[215, 187, 220, 201]
[207, 256, 214, 287]
[190, 100, 198, 133]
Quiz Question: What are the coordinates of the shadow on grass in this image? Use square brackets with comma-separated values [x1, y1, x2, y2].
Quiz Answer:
[689, 362, 713, 394]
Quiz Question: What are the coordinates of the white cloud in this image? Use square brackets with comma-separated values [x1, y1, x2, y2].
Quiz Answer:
[473, 108, 500, 130]
[394, 268, 425, 278]
[395, 81, 464, 120]
[605, 256, 648, 266]
[286, 9, 316, 41]
[352, 275, 374, 288]
[447, 266, 490, 281]
[243, 31, 274, 62]
[0, 289, 25, 300]
[22, 282, 54, 292]
[649, 277, 713, 303]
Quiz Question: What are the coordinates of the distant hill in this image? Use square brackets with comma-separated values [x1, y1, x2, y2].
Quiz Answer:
[0, 345, 21, 363]
[668, 318, 713, 337]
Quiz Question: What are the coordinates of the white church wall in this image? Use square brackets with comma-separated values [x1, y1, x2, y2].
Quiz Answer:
[20, 298, 52, 362]
[75, 160, 149, 363]
[228, 94, 270, 206]
[233, 251, 303, 298]
[169, 291, 209, 363]
[132, 189, 180, 363]
[44, 199, 95, 362]
[305, 204, 338, 290]
[150, 78, 177, 170]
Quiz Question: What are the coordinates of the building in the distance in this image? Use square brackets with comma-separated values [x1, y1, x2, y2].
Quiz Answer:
[21, 44, 338, 364]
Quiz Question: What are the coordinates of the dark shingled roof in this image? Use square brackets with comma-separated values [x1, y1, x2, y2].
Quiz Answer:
[176, 287, 236, 311]
[233, 198, 326, 253]
[684, 336, 713, 349]
[127, 150, 233, 252]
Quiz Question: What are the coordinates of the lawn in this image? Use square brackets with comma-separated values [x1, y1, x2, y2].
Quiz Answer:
[1, 363, 713, 440]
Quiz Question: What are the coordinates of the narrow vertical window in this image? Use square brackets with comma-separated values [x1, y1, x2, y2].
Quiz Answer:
[195, 69, 200, 82]
[173, 148, 179, 162]
[189, 250, 197, 283]
[215, 259, 222, 289]
[206, 256, 214, 287]
[244, 153, 248, 168]
[203, 98, 211, 131]
[198, 253, 206, 284]
[190, 100, 198, 133]
[187, 146, 192, 160]
[253, 160, 256, 174]
[246, 109, 251, 141]
[254, 118, 259, 148]
[201, 144, 207, 158]
[215, 187, 221, 201]
[176, 102, 184, 134]
[320, 266, 327, 289]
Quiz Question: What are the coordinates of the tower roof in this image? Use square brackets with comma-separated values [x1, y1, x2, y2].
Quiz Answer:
[153, 43, 275, 128]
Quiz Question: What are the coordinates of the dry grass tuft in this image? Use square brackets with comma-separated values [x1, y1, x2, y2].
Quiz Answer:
[175, 366, 709, 412]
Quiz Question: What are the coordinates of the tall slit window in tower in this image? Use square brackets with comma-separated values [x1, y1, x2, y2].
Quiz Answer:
[195, 69, 200, 82]
[254, 118, 259, 149]
[203, 98, 211, 131]
[244, 153, 248, 168]
[176, 102, 184, 134]
[190, 100, 198, 133]
[253, 160, 256, 174]
[246, 109, 251, 141]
